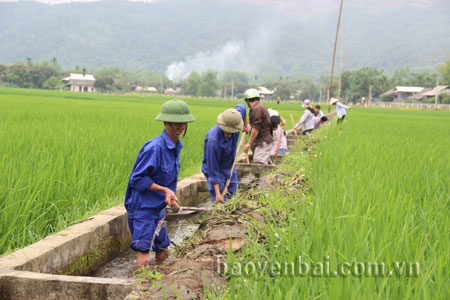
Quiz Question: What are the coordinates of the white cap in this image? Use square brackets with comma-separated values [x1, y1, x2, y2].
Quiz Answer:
[267, 108, 279, 117]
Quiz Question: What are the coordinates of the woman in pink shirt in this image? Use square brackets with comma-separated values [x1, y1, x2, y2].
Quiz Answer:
[268, 110, 288, 156]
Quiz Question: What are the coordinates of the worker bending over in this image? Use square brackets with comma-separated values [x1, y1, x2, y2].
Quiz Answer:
[295, 99, 315, 135]
[314, 105, 327, 129]
[330, 97, 351, 124]
[268, 108, 288, 157]
[202, 104, 248, 204]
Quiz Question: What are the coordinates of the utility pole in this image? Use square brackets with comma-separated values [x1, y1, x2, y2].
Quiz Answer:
[337, 29, 346, 101]
[327, 0, 344, 113]
[224, 88, 227, 99]
[435, 80, 439, 106]
[160, 79, 163, 95]
[369, 85, 372, 106]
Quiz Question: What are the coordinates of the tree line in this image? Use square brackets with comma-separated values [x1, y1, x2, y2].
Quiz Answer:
[1, 58, 449, 103]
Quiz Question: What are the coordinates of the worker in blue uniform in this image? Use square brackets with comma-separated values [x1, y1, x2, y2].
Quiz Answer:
[125, 99, 195, 268]
[202, 104, 249, 204]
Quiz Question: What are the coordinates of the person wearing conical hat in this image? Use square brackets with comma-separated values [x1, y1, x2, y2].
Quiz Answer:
[202, 104, 248, 204]
[125, 99, 195, 268]
[330, 97, 351, 124]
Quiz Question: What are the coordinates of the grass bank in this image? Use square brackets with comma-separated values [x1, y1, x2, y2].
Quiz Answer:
[221, 108, 449, 299]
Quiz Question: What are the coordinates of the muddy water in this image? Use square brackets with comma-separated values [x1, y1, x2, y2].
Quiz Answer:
[93, 202, 211, 279]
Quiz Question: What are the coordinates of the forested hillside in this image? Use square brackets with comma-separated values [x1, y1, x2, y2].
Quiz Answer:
[0, 0, 449, 77]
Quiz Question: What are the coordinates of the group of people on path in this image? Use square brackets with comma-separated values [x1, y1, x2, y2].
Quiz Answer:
[124, 90, 350, 267]
[294, 97, 350, 134]
[294, 100, 325, 135]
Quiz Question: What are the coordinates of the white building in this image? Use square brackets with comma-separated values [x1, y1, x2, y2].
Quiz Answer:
[258, 86, 274, 100]
[381, 86, 424, 102]
[421, 85, 450, 98]
[144, 87, 158, 93]
[164, 88, 176, 95]
[63, 73, 96, 92]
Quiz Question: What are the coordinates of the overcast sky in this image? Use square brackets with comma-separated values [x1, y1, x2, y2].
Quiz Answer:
[0, 0, 435, 5]
[0, 0, 157, 3]
[0, 0, 445, 11]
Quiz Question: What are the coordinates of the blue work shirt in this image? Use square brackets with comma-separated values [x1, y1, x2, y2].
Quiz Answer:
[201, 104, 246, 185]
[125, 129, 182, 215]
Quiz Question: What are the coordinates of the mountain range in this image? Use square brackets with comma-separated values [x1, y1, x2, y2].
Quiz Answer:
[0, 0, 449, 78]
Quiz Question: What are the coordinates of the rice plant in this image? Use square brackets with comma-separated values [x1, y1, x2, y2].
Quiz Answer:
[224, 107, 450, 299]
[0, 87, 304, 254]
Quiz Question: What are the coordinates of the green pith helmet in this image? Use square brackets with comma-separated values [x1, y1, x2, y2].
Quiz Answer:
[244, 88, 260, 100]
[155, 99, 195, 123]
[217, 108, 244, 133]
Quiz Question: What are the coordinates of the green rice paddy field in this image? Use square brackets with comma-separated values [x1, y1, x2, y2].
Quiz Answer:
[0, 87, 303, 254]
[226, 105, 449, 299]
[0, 87, 449, 299]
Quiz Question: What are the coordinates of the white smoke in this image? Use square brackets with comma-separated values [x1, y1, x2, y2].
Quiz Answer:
[166, 41, 243, 82]
[165, 19, 284, 82]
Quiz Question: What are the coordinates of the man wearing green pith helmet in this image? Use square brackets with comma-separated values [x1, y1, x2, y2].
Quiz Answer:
[243, 89, 274, 164]
[125, 99, 195, 268]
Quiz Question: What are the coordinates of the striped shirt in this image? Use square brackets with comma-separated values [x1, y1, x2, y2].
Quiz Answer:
[296, 109, 315, 132]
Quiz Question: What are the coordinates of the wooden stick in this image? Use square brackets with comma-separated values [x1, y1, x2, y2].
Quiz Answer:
[337, 29, 346, 101]
[290, 114, 297, 136]
[245, 150, 251, 163]
[328, 0, 344, 113]
[273, 125, 284, 164]
[221, 132, 247, 197]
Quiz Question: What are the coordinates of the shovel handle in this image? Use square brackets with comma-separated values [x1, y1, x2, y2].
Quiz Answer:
[177, 206, 211, 212]
[290, 114, 298, 136]
[221, 132, 247, 198]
